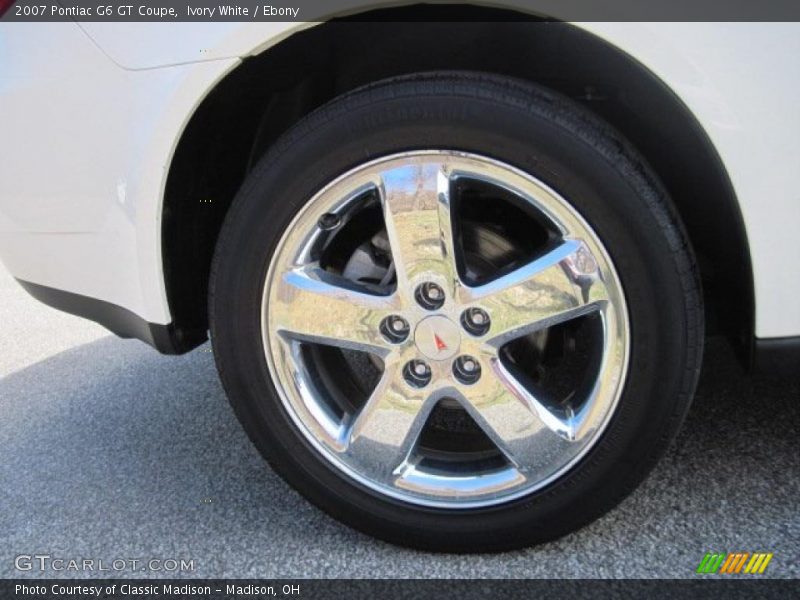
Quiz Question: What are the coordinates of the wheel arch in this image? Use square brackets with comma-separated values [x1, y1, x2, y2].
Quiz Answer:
[162, 6, 753, 360]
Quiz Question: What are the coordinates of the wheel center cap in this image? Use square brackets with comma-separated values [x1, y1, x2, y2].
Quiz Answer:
[414, 315, 461, 360]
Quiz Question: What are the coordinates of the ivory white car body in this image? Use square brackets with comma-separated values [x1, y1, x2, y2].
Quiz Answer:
[1, 12, 798, 549]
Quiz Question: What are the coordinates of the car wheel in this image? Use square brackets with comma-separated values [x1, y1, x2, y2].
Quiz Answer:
[209, 72, 703, 551]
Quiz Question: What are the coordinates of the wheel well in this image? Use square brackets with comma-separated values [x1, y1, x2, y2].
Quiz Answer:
[163, 5, 754, 359]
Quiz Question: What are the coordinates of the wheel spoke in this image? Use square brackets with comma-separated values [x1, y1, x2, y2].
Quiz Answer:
[343, 362, 436, 486]
[379, 162, 459, 301]
[464, 239, 609, 347]
[455, 356, 591, 475]
[272, 265, 398, 355]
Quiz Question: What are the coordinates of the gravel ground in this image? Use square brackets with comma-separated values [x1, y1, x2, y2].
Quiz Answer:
[1, 264, 798, 579]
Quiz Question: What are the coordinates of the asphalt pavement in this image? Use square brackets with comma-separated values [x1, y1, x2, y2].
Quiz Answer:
[1, 263, 798, 579]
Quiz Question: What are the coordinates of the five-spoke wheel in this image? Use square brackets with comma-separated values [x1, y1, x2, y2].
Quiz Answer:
[210, 72, 702, 550]
[264, 152, 628, 507]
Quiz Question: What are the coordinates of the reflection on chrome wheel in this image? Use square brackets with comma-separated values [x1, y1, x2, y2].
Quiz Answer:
[263, 152, 629, 508]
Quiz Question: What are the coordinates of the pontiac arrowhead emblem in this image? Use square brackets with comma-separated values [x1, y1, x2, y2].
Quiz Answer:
[414, 316, 460, 360]
[434, 333, 448, 352]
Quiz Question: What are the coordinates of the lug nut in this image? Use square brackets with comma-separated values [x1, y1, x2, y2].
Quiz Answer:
[380, 315, 410, 343]
[453, 355, 481, 384]
[461, 307, 491, 336]
[415, 282, 445, 310]
[403, 360, 432, 388]
[318, 212, 341, 231]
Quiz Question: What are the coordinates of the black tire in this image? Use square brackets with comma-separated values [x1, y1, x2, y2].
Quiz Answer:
[209, 71, 703, 552]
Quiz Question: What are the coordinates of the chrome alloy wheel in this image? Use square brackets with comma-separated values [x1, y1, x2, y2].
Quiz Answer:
[262, 151, 629, 508]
